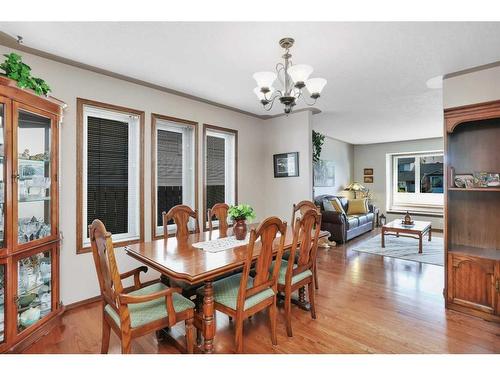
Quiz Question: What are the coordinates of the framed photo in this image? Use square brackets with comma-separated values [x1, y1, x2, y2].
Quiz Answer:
[474, 172, 500, 187]
[364, 176, 373, 183]
[314, 160, 335, 187]
[273, 152, 299, 178]
[454, 174, 474, 188]
[363, 168, 373, 176]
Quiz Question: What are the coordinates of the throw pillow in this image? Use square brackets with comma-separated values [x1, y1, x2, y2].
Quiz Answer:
[330, 197, 346, 214]
[347, 198, 369, 215]
[322, 199, 335, 211]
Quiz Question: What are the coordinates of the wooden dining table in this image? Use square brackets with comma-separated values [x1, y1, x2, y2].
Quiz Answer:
[121, 224, 329, 354]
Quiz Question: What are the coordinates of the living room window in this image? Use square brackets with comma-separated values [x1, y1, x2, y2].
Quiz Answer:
[387, 151, 444, 214]
[203, 124, 237, 229]
[152, 115, 197, 237]
[77, 99, 144, 253]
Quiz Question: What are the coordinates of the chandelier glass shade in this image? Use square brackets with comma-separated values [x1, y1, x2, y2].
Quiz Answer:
[252, 37, 327, 114]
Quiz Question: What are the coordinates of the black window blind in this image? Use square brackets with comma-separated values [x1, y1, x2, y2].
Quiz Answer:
[206, 135, 225, 211]
[87, 116, 129, 234]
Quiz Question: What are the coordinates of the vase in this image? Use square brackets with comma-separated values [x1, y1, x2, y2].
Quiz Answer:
[233, 219, 247, 240]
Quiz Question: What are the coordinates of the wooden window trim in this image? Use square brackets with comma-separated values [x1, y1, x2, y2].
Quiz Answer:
[76, 98, 145, 254]
[202, 123, 238, 232]
[151, 114, 199, 240]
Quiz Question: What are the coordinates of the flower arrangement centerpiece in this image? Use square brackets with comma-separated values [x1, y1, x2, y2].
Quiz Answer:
[228, 204, 256, 240]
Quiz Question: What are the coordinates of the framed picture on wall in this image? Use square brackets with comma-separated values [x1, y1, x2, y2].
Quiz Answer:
[364, 175, 374, 183]
[364, 168, 373, 176]
[314, 160, 335, 187]
[273, 152, 299, 178]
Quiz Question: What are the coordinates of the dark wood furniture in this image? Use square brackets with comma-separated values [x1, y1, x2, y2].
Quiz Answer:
[198, 217, 286, 353]
[122, 223, 329, 353]
[279, 210, 321, 337]
[0, 76, 65, 353]
[291, 200, 321, 289]
[381, 220, 432, 254]
[444, 100, 500, 322]
[207, 203, 230, 238]
[89, 219, 195, 354]
[163, 204, 200, 238]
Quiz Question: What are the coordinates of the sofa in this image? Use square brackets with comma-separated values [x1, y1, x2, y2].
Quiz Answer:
[314, 194, 375, 243]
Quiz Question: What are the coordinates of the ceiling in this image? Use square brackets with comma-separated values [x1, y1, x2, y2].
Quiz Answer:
[1, 22, 500, 144]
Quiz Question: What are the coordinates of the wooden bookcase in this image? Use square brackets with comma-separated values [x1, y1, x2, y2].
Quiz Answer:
[0, 76, 66, 352]
[444, 100, 500, 322]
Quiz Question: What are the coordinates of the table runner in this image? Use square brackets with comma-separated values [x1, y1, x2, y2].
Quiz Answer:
[193, 232, 281, 253]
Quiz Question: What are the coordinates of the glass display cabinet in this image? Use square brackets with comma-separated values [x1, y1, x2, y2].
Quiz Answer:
[0, 76, 65, 353]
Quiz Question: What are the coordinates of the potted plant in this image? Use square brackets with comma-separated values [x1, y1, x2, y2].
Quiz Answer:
[228, 204, 256, 240]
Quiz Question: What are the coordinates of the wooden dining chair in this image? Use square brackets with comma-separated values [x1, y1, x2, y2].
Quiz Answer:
[196, 216, 287, 353]
[89, 219, 195, 354]
[276, 209, 321, 337]
[162, 204, 200, 238]
[290, 200, 321, 289]
[207, 202, 231, 238]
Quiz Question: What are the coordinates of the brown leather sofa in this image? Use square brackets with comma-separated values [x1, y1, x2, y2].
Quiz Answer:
[314, 194, 375, 243]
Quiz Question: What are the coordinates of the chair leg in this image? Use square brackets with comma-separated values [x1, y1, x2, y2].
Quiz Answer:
[314, 261, 319, 290]
[121, 332, 132, 354]
[308, 281, 317, 320]
[269, 296, 278, 346]
[284, 292, 293, 337]
[185, 318, 194, 354]
[234, 315, 244, 354]
[101, 315, 111, 354]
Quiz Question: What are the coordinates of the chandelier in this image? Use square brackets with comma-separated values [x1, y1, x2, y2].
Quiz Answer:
[253, 37, 327, 114]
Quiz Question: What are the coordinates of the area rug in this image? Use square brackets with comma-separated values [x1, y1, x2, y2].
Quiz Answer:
[350, 235, 444, 266]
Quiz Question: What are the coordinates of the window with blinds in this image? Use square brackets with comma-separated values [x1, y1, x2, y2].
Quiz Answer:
[154, 118, 196, 236]
[82, 105, 141, 246]
[204, 127, 237, 226]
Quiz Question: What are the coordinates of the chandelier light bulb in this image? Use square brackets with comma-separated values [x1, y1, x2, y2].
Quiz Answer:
[288, 64, 313, 87]
[252, 71, 277, 90]
[305, 77, 327, 97]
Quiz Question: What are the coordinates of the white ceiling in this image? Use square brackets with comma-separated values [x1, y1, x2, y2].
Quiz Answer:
[1, 22, 500, 144]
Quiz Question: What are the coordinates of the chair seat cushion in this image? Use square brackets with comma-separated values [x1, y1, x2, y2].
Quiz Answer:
[271, 259, 313, 285]
[196, 274, 274, 311]
[104, 282, 195, 328]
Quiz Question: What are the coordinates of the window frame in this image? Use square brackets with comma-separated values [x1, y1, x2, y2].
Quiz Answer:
[151, 114, 198, 240]
[76, 98, 144, 254]
[202, 123, 238, 232]
[386, 150, 444, 214]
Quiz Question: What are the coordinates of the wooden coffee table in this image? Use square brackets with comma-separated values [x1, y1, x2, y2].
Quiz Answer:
[381, 220, 432, 254]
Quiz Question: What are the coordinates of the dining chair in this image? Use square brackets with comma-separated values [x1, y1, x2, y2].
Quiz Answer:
[162, 204, 200, 238]
[207, 202, 231, 238]
[89, 219, 196, 354]
[196, 216, 287, 353]
[275, 209, 321, 337]
[290, 200, 321, 289]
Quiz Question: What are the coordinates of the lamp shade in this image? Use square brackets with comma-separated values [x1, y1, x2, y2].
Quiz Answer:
[305, 77, 327, 95]
[288, 64, 313, 84]
[253, 71, 277, 89]
[344, 182, 367, 192]
[253, 86, 274, 101]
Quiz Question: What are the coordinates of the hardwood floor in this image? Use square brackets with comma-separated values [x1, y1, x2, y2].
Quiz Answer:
[23, 229, 500, 354]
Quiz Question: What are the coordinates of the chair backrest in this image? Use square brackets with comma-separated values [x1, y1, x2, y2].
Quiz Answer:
[286, 209, 322, 282]
[162, 204, 200, 238]
[89, 219, 123, 314]
[291, 200, 320, 230]
[207, 202, 230, 238]
[237, 217, 287, 311]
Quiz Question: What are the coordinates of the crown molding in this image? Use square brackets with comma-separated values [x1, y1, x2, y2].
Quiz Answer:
[444, 60, 500, 79]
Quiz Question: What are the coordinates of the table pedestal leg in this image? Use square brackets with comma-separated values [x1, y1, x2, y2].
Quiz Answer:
[429, 226, 432, 242]
[202, 280, 215, 354]
[381, 228, 385, 248]
[419, 234, 423, 254]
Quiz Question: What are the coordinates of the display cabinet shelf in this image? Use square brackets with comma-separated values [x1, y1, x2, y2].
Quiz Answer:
[448, 187, 500, 192]
[0, 76, 65, 352]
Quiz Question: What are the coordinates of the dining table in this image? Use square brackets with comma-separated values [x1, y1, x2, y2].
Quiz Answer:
[121, 223, 329, 354]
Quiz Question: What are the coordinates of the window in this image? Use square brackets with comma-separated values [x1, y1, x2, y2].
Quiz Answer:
[203, 124, 237, 229]
[387, 151, 443, 214]
[77, 99, 144, 253]
[152, 115, 197, 237]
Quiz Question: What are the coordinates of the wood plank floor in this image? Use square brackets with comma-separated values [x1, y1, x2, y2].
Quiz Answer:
[24, 229, 500, 354]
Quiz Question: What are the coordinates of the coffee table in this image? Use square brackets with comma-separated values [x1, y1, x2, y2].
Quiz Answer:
[381, 220, 432, 254]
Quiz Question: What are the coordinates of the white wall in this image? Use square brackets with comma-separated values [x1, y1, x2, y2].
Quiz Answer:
[0, 45, 269, 305]
[312, 135, 354, 197]
[353, 137, 445, 229]
[444, 65, 500, 109]
[262, 111, 313, 222]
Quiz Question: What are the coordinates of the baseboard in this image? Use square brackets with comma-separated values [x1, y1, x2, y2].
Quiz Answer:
[65, 295, 102, 311]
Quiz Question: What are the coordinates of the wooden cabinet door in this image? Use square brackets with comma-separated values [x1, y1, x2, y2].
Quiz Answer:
[447, 253, 497, 315]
